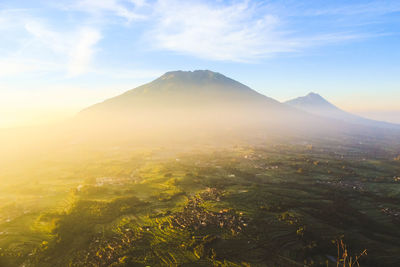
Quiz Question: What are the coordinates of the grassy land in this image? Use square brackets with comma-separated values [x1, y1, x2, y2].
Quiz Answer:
[0, 142, 400, 266]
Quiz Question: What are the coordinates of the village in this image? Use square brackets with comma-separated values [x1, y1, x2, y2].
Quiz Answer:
[171, 188, 249, 235]
[316, 179, 365, 192]
[380, 207, 400, 224]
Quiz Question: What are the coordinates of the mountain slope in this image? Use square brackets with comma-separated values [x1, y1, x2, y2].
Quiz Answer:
[80, 70, 281, 114]
[1, 71, 400, 157]
[69, 71, 400, 146]
[77, 70, 336, 143]
[285, 92, 398, 129]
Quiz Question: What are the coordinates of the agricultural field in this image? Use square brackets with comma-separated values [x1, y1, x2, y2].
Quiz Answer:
[0, 142, 400, 266]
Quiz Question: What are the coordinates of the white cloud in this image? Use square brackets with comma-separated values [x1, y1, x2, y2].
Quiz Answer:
[139, 0, 400, 62]
[146, 0, 366, 62]
[130, 0, 147, 7]
[149, 0, 289, 61]
[24, 21, 102, 76]
[68, 28, 102, 76]
[24, 21, 68, 53]
[0, 9, 102, 77]
[67, 0, 147, 22]
[0, 0, 396, 79]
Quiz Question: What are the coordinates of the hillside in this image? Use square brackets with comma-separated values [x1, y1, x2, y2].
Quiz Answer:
[285, 93, 398, 129]
[1, 71, 399, 164]
[76, 71, 354, 143]
[81, 70, 279, 112]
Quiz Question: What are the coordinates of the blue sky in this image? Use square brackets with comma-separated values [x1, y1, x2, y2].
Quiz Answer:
[0, 0, 400, 127]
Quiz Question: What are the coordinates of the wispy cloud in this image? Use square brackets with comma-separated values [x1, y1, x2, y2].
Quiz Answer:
[1, 0, 399, 77]
[25, 21, 102, 76]
[64, 0, 148, 22]
[24, 21, 69, 53]
[145, 0, 383, 62]
[67, 28, 102, 76]
[149, 0, 289, 61]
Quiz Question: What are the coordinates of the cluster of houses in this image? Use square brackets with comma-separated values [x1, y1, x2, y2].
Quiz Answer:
[264, 165, 279, 170]
[278, 211, 300, 225]
[380, 207, 400, 223]
[171, 188, 248, 234]
[246, 160, 281, 171]
[198, 187, 222, 201]
[78, 227, 141, 266]
[243, 153, 263, 160]
[94, 176, 141, 187]
[316, 180, 365, 192]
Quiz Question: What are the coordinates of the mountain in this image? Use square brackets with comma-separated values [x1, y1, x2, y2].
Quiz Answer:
[285, 92, 398, 129]
[1, 70, 400, 158]
[78, 70, 292, 128]
[80, 70, 281, 114]
[69, 71, 399, 145]
[77, 70, 334, 143]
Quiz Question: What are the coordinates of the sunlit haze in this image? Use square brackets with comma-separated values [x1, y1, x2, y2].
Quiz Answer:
[2, 2, 400, 266]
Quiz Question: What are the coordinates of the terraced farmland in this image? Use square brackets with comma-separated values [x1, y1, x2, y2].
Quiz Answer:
[1, 144, 400, 266]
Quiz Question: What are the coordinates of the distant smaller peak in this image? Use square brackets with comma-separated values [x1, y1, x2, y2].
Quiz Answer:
[285, 92, 333, 107]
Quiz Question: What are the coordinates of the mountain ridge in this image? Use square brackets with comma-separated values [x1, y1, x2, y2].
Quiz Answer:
[285, 92, 338, 109]
[285, 92, 399, 128]
[80, 70, 281, 115]
[72, 70, 400, 145]
[1, 70, 400, 152]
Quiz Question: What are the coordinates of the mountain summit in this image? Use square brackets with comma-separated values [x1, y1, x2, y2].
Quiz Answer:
[285, 92, 338, 109]
[81, 70, 279, 114]
[285, 93, 398, 128]
[285, 92, 344, 115]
